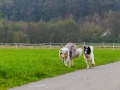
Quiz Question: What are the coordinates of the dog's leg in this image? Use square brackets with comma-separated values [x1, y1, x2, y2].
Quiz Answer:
[87, 63, 90, 68]
[86, 61, 90, 68]
[71, 60, 74, 66]
[64, 61, 68, 66]
[92, 57, 95, 65]
[68, 60, 71, 68]
[85, 59, 90, 68]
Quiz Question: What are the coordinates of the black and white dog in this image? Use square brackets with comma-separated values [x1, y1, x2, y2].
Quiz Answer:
[59, 43, 83, 68]
[83, 46, 95, 68]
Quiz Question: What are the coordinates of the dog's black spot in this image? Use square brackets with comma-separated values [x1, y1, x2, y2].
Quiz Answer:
[87, 47, 91, 54]
[70, 51, 72, 58]
[84, 46, 91, 55]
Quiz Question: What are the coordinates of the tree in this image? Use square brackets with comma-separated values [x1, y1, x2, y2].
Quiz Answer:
[41, 0, 58, 21]
[12, 31, 29, 43]
[108, 11, 120, 42]
[72, 0, 89, 20]
[0, 12, 2, 20]
[79, 22, 104, 42]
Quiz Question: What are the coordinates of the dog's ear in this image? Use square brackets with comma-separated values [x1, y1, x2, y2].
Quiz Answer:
[59, 49, 62, 53]
[66, 50, 68, 54]
[87, 46, 91, 54]
[88, 46, 91, 49]
[60, 49, 62, 52]
[84, 46, 86, 49]
[88, 47, 90, 50]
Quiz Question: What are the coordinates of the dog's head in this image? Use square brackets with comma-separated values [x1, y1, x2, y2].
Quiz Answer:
[59, 48, 69, 63]
[84, 46, 91, 55]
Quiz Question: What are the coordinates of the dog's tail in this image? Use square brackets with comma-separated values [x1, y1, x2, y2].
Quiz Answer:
[76, 48, 83, 57]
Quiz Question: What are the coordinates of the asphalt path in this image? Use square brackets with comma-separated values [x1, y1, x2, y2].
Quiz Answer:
[9, 62, 120, 90]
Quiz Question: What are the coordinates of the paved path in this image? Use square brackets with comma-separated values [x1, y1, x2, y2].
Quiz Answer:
[9, 62, 120, 90]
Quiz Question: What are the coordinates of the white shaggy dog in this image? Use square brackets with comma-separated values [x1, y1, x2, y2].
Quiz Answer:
[83, 46, 95, 68]
[59, 43, 83, 68]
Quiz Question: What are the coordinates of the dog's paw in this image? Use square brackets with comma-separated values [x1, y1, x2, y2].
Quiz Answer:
[65, 64, 68, 66]
[92, 63, 95, 66]
[87, 66, 90, 68]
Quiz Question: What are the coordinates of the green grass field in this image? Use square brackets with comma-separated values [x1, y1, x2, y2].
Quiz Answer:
[0, 48, 120, 90]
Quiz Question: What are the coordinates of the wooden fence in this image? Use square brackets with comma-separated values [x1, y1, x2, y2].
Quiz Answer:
[0, 42, 120, 50]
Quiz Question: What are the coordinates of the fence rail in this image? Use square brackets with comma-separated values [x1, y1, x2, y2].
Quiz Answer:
[0, 43, 120, 49]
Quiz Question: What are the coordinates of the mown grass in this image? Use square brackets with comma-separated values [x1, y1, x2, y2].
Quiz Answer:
[0, 48, 120, 90]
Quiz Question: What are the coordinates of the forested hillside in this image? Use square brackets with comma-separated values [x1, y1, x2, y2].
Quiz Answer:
[0, 0, 120, 21]
[0, 0, 120, 43]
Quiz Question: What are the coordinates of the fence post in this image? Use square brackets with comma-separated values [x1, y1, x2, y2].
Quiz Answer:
[20, 43, 22, 47]
[49, 42, 51, 49]
[113, 43, 114, 50]
[15, 43, 18, 49]
[2, 43, 3, 47]
[61, 43, 63, 47]
[103, 43, 105, 48]
[83, 42, 85, 46]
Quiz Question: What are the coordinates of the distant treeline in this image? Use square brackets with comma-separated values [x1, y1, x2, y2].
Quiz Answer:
[0, 0, 120, 43]
[0, 11, 120, 43]
[0, 0, 120, 22]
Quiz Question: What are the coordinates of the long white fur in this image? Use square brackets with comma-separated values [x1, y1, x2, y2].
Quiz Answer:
[59, 43, 83, 68]
[83, 46, 95, 68]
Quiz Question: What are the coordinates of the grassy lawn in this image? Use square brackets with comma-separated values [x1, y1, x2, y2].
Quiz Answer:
[0, 48, 120, 90]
